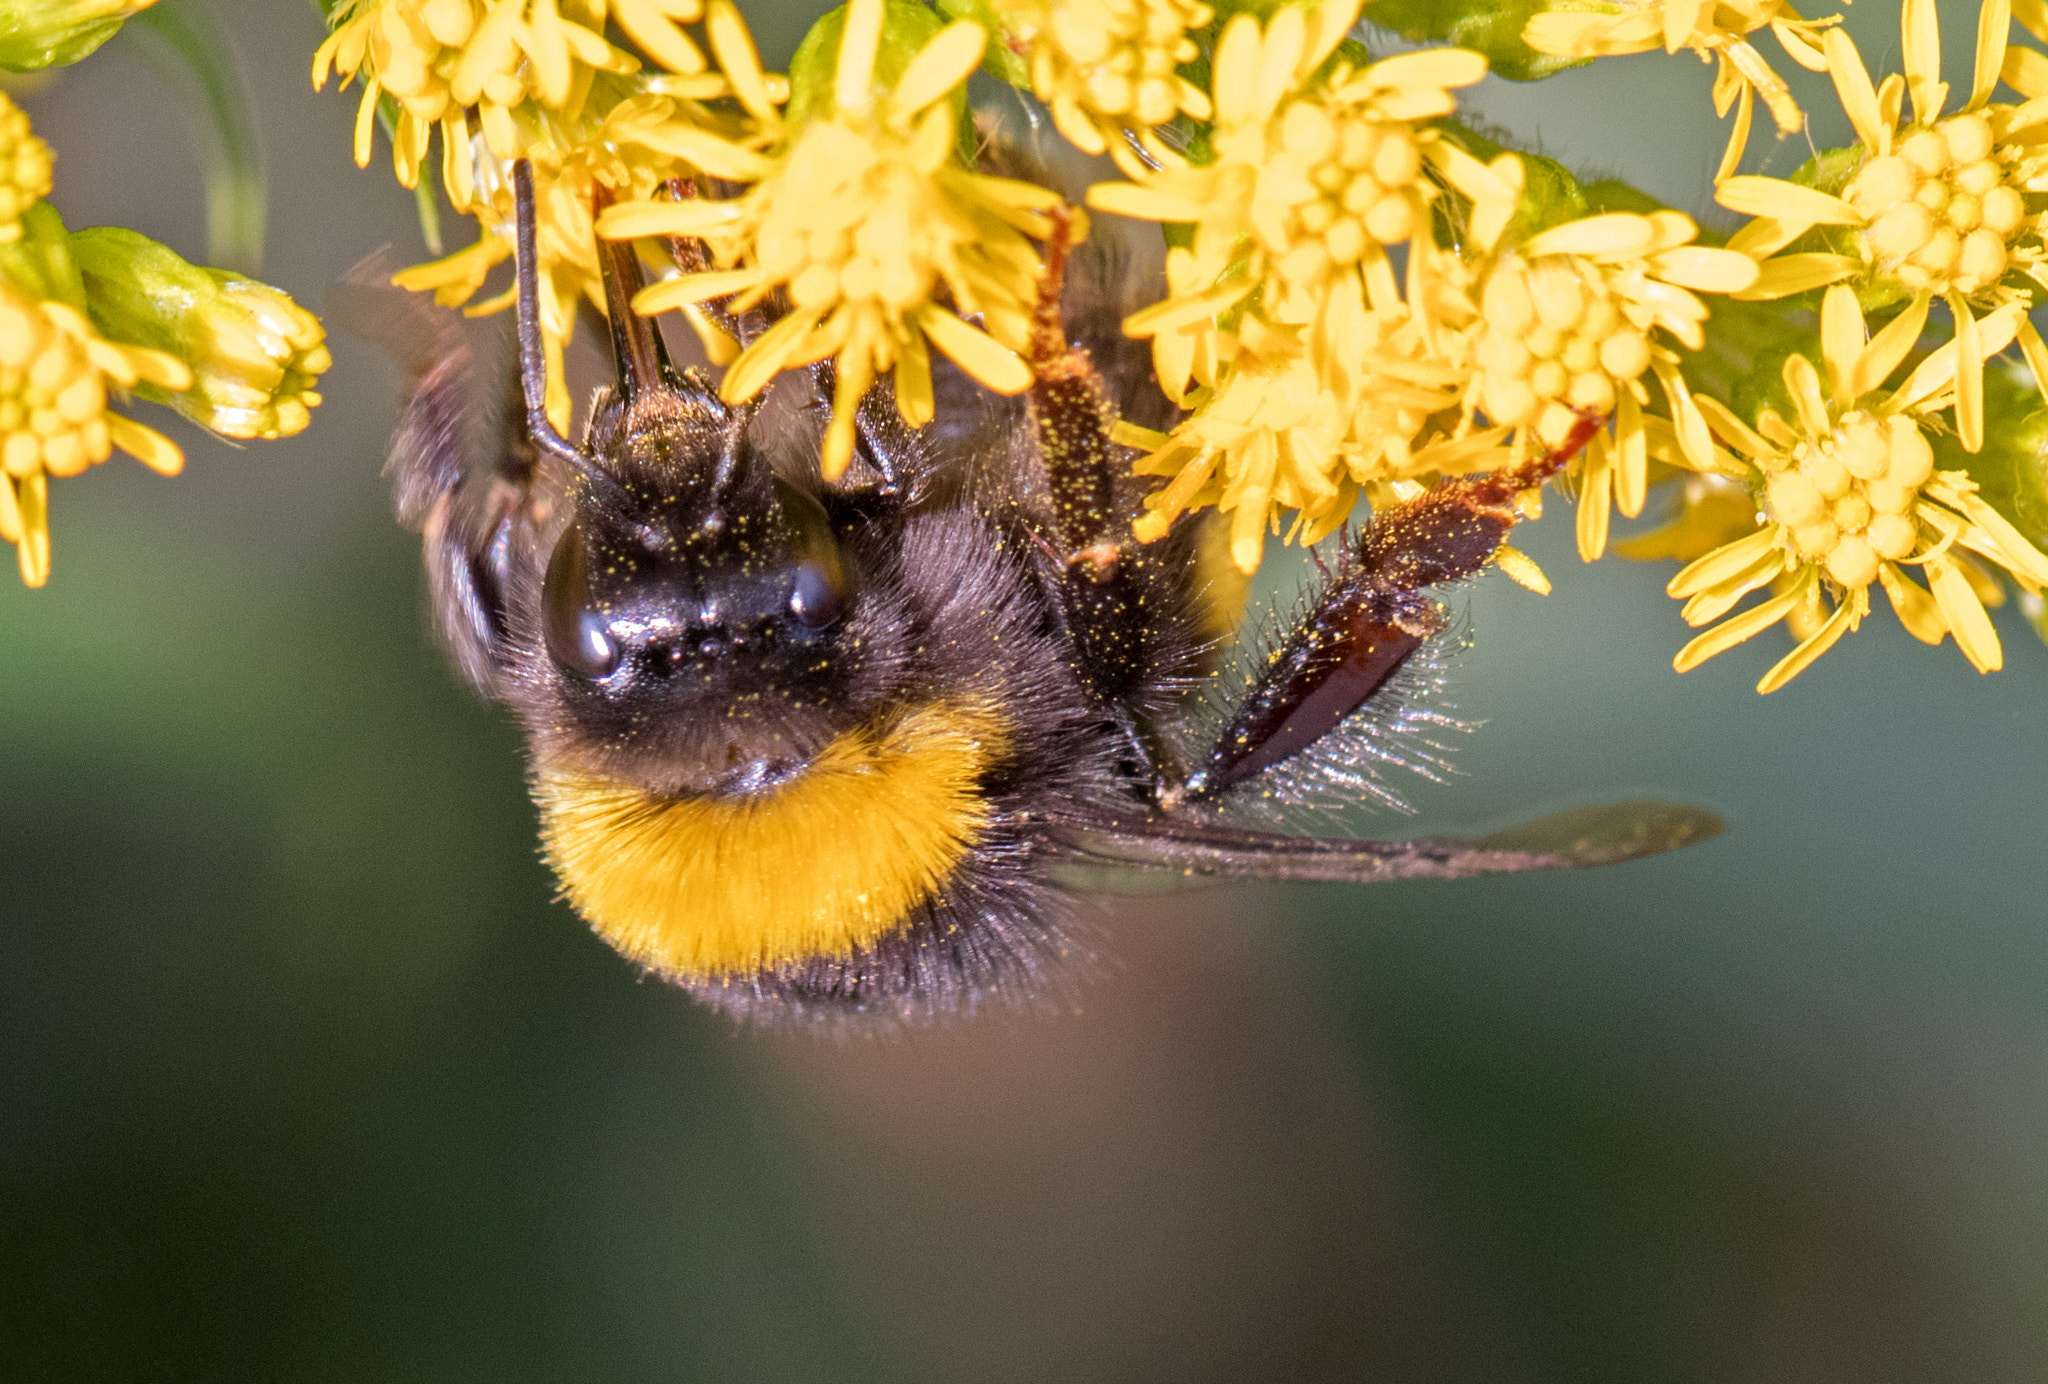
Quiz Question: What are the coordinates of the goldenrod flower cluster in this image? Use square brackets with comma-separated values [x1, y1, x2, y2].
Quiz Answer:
[311, 0, 2048, 695]
[319, 0, 781, 429]
[989, 0, 1213, 168]
[1715, 0, 2048, 436]
[1611, 0, 2048, 684]
[1085, 0, 1758, 575]
[0, 278, 188, 586]
[1669, 286, 2048, 689]
[0, 5, 328, 588]
[600, 0, 1055, 479]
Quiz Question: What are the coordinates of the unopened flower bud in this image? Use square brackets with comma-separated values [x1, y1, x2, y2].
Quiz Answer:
[0, 0, 159, 72]
[69, 227, 329, 439]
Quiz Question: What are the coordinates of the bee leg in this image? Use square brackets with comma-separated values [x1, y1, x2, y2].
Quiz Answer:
[1020, 207, 1194, 786]
[1177, 418, 1605, 804]
[1026, 205, 1127, 577]
[800, 358, 921, 501]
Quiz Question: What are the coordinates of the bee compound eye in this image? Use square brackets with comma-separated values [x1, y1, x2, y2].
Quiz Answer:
[773, 479, 849, 631]
[789, 559, 844, 630]
[542, 521, 621, 680]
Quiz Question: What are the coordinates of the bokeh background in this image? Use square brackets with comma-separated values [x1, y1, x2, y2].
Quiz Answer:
[5, 1, 2048, 1379]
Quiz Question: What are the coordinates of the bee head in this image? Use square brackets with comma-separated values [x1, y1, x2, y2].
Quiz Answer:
[530, 383, 884, 796]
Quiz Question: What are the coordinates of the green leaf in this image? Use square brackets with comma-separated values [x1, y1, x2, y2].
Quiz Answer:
[932, 0, 1030, 87]
[786, 0, 950, 127]
[1934, 360, 2048, 550]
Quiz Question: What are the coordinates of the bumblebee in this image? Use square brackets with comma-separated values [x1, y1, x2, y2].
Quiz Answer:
[365, 159, 1719, 1024]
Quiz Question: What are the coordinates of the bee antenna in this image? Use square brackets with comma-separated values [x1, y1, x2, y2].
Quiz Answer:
[591, 183, 677, 404]
[512, 161, 586, 465]
[512, 160, 637, 510]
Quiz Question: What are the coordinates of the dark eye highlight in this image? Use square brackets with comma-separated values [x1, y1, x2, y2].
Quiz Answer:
[790, 560, 844, 629]
[542, 521, 620, 680]
[775, 478, 850, 630]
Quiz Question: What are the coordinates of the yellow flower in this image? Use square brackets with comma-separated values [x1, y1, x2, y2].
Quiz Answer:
[0, 279, 188, 588]
[1468, 210, 1757, 559]
[1522, 0, 1839, 180]
[602, 0, 1056, 480]
[1087, 5, 1510, 403]
[1122, 318, 1344, 570]
[1079, 3, 1527, 571]
[1717, 0, 2048, 449]
[313, 0, 648, 195]
[396, 134, 641, 429]
[1667, 284, 2048, 690]
[992, 0, 1214, 167]
[0, 93, 53, 244]
[1121, 264, 1513, 573]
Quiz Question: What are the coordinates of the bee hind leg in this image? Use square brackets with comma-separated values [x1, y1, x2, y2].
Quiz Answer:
[1175, 417, 1606, 805]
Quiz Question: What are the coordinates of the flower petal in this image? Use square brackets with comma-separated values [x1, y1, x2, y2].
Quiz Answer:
[705, 0, 780, 124]
[1972, 0, 2011, 110]
[1951, 292, 1984, 452]
[1819, 283, 1864, 409]
[1716, 176, 1862, 227]
[1879, 560, 1949, 643]
[106, 414, 183, 476]
[1669, 523, 1780, 598]
[596, 199, 747, 238]
[1647, 246, 1758, 293]
[1783, 351, 1831, 439]
[1902, 0, 1945, 125]
[1717, 81, 1754, 183]
[1673, 578, 1807, 672]
[1085, 181, 1213, 225]
[1693, 393, 1776, 461]
[1521, 212, 1656, 261]
[887, 20, 985, 125]
[1850, 292, 1929, 401]
[1824, 27, 1887, 150]
[1365, 47, 1488, 92]
[1733, 253, 1861, 300]
[633, 268, 766, 311]
[1576, 432, 1613, 562]
[917, 304, 1032, 394]
[1757, 594, 1855, 692]
[1927, 553, 2003, 670]
[1493, 543, 1550, 593]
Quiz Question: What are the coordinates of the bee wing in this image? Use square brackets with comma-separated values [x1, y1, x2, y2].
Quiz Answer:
[330, 254, 539, 696]
[1034, 800, 1724, 891]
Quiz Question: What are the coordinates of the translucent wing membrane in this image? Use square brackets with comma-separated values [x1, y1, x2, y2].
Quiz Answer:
[1035, 800, 1726, 887]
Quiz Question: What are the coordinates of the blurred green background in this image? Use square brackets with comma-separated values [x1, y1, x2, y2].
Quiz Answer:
[5, 1, 2048, 1379]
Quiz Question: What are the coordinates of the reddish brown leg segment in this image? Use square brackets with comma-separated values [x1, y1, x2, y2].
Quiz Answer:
[1182, 413, 1606, 801]
[1026, 207, 1126, 579]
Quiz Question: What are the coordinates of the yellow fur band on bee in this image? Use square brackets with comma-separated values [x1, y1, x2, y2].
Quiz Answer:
[534, 701, 1009, 981]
